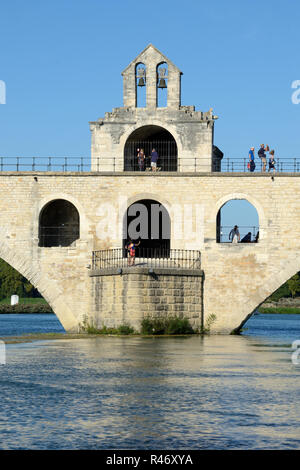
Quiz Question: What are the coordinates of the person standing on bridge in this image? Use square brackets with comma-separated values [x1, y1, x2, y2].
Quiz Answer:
[248, 147, 255, 172]
[150, 148, 159, 172]
[258, 144, 269, 172]
[125, 239, 141, 266]
[229, 225, 240, 243]
[137, 148, 145, 171]
[268, 150, 276, 174]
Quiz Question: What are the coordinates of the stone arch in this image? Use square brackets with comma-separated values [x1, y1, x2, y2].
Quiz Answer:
[236, 252, 300, 332]
[123, 197, 171, 257]
[215, 193, 265, 242]
[123, 124, 178, 171]
[39, 199, 80, 247]
[37, 194, 89, 243]
[122, 192, 173, 215]
[0, 240, 78, 331]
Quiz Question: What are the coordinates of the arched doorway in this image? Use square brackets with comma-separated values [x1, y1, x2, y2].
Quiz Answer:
[123, 199, 171, 257]
[216, 199, 259, 243]
[124, 125, 177, 172]
[39, 199, 80, 247]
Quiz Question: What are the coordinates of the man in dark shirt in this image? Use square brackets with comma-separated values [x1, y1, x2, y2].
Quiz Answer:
[150, 148, 159, 172]
[258, 144, 267, 172]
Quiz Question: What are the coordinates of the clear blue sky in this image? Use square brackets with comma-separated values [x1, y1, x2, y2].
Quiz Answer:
[0, 0, 299, 158]
[0, 0, 299, 227]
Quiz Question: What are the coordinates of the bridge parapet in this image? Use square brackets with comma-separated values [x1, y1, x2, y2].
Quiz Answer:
[91, 248, 201, 270]
[1, 156, 300, 173]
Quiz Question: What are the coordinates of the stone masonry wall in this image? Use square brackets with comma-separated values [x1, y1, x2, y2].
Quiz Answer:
[89, 268, 203, 332]
[0, 172, 299, 333]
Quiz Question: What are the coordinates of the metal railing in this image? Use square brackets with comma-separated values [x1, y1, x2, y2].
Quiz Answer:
[218, 158, 300, 173]
[218, 225, 259, 243]
[92, 248, 201, 270]
[0, 157, 90, 172]
[39, 226, 79, 247]
[0, 156, 300, 173]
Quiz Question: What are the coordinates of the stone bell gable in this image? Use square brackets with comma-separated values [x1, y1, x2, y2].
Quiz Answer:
[89, 44, 221, 172]
[121, 43, 182, 109]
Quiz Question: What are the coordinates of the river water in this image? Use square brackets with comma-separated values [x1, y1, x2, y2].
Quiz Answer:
[0, 313, 300, 449]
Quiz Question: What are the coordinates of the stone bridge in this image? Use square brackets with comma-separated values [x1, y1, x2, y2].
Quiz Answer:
[1, 45, 298, 333]
[0, 171, 299, 334]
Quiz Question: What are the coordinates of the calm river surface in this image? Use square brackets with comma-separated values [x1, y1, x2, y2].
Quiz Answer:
[0, 313, 300, 449]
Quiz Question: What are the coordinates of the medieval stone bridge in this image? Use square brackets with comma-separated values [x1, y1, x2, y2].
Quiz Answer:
[1, 45, 298, 334]
[0, 170, 299, 334]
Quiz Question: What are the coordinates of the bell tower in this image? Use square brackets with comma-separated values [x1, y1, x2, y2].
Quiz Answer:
[90, 44, 222, 172]
[122, 44, 182, 109]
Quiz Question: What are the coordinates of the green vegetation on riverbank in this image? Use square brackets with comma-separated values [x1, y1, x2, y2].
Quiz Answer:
[0, 297, 53, 313]
[141, 317, 195, 335]
[258, 307, 300, 314]
[81, 316, 197, 335]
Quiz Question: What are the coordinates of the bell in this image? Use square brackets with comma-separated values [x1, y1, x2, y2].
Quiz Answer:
[158, 78, 167, 89]
[137, 77, 145, 87]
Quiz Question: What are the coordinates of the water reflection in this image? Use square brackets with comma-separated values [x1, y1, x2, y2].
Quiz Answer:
[1, 330, 300, 449]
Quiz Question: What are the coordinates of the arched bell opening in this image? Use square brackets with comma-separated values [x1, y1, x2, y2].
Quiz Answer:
[157, 62, 168, 108]
[39, 199, 80, 247]
[124, 125, 178, 172]
[123, 199, 171, 258]
[136, 63, 146, 108]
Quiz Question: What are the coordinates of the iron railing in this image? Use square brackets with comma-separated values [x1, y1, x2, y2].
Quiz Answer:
[92, 248, 201, 270]
[124, 140, 177, 171]
[218, 225, 259, 243]
[218, 158, 300, 173]
[0, 156, 300, 173]
[39, 226, 79, 247]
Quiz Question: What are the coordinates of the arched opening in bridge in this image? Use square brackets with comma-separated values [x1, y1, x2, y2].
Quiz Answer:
[123, 199, 170, 258]
[0, 257, 64, 335]
[39, 199, 80, 247]
[241, 270, 300, 337]
[216, 199, 259, 243]
[124, 125, 178, 172]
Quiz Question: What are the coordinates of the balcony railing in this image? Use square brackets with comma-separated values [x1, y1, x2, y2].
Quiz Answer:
[92, 248, 201, 270]
[218, 225, 259, 243]
[39, 226, 79, 247]
[0, 156, 299, 173]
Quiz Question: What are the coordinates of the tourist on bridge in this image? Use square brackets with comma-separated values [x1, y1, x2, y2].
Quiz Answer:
[248, 147, 255, 172]
[268, 150, 276, 173]
[150, 148, 159, 172]
[137, 148, 145, 171]
[125, 239, 141, 266]
[240, 232, 252, 243]
[258, 144, 269, 172]
[229, 225, 240, 243]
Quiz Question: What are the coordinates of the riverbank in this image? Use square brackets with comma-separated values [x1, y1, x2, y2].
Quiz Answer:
[259, 297, 300, 314]
[259, 306, 300, 314]
[0, 298, 53, 313]
[0, 332, 203, 344]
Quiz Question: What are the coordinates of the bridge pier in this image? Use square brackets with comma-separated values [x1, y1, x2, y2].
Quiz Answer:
[89, 267, 203, 332]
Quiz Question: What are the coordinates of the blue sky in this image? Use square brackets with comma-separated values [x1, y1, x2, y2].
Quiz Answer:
[0, 0, 299, 227]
